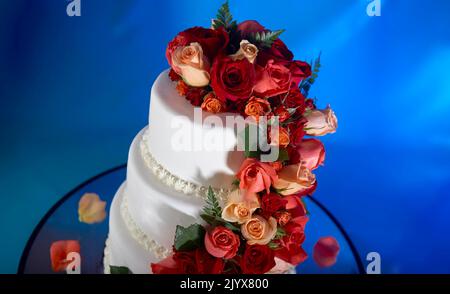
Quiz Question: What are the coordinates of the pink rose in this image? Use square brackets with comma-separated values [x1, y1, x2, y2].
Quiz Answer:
[273, 163, 317, 196]
[304, 106, 338, 136]
[237, 158, 278, 194]
[297, 139, 325, 170]
[204, 226, 240, 259]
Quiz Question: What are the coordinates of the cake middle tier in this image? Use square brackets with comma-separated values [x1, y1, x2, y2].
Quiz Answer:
[146, 70, 245, 190]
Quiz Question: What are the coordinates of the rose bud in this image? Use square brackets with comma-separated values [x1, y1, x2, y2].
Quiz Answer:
[172, 42, 211, 87]
[231, 40, 259, 64]
[304, 105, 338, 136]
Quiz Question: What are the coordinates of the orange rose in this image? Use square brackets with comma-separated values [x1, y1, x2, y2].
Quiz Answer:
[241, 215, 277, 245]
[244, 97, 271, 121]
[269, 126, 290, 148]
[273, 163, 317, 196]
[176, 80, 189, 96]
[172, 42, 210, 87]
[201, 92, 226, 113]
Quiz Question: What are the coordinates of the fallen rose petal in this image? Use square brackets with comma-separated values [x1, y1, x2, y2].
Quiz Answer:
[78, 193, 107, 224]
[50, 240, 80, 272]
[313, 236, 340, 268]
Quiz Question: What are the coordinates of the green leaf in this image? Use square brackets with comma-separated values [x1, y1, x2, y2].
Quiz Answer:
[212, 1, 237, 31]
[200, 214, 241, 233]
[275, 227, 287, 239]
[268, 242, 281, 250]
[249, 29, 285, 48]
[300, 52, 321, 97]
[110, 266, 133, 274]
[232, 179, 240, 187]
[174, 224, 206, 251]
[202, 187, 222, 217]
[277, 148, 290, 162]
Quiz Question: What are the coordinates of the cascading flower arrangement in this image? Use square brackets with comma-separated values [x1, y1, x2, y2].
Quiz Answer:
[151, 1, 338, 274]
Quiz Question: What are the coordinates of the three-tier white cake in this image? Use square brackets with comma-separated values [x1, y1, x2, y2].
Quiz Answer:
[104, 70, 245, 274]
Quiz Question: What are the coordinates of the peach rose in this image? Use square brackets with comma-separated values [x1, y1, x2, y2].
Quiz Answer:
[231, 40, 259, 64]
[273, 163, 316, 196]
[241, 215, 277, 245]
[304, 105, 338, 136]
[222, 190, 260, 224]
[201, 92, 226, 113]
[172, 42, 210, 87]
[244, 96, 271, 121]
[237, 158, 278, 193]
[269, 126, 290, 148]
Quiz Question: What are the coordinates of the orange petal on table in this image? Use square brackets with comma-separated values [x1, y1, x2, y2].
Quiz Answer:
[313, 236, 340, 268]
[78, 193, 107, 224]
[50, 240, 80, 272]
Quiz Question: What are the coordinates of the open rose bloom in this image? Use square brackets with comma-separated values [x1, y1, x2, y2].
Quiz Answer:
[150, 2, 339, 274]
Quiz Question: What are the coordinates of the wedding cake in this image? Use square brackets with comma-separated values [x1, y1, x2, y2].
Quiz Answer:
[104, 2, 337, 274]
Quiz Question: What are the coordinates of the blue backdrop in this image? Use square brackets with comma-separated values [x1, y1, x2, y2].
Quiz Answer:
[1, 0, 450, 273]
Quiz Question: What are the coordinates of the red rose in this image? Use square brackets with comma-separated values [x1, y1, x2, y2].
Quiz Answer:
[151, 248, 224, 274]
[288, 121, 306, 147]
[284, 88, 306, 114]
[211, 56, 256, 102]
[261, 193, 288, 218]
[274, 223, 308, 266]
[185, 87, 208, 107]
[254, 60, 310, 98]
[166, 27, 229, 66]
[204, 226, 240, 259]
[241, 244, 276, 274]
[273, 106, 290, 123]
[284, 195, 309, 228]
[313, 237, 340, 268]
[151, 250, 196, 274]
[237, 20, 266, 38]
[257, 39, 294, 66]
[195, 248, 225, 274]
[305, 98, 316, 110]
[169, 68, 181, 81]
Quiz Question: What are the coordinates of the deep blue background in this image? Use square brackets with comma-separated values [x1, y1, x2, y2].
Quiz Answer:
[1, 0, 450, 273]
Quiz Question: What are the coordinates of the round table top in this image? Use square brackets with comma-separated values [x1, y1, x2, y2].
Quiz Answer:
[18, 165, 364, 274]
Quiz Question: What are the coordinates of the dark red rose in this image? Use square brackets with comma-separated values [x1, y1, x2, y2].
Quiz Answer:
[195, 248, 225, 274]
[273, 106, 290, 123]
[254, 60, 311, 98]
[274, 222, 308, 266]
[284, 88, 306, 114]
[237, 20, 266, 38]
[151, 248, 225, 274]
[261, 193, 288, 218]
[186, 87, 208, 107]
[257, 39, 294, 66]
[211, 56, 256, 102]
[275, 241, 308, 266]
[313, 237, 340, 268]
[241, 245, 276, 274]
[305, 98, 316, 110]
[166, 26, 229, 66]
[288, 120, 306, 147]
[169, 68, 181, 81]
[151, 250, 197, 274]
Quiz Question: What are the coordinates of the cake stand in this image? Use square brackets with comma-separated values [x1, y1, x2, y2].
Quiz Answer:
[18, 165, 365, 274]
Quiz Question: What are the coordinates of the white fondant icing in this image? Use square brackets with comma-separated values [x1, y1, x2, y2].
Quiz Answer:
[146, 70, 245, 189]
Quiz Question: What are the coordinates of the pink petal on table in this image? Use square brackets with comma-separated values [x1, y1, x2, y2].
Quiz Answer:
[313, 236, 340, 268]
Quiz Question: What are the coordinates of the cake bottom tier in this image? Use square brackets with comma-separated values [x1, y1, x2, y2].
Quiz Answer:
[104, 183, 166, 274]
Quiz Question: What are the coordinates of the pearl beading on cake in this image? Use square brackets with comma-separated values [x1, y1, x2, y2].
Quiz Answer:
[120, 192, 172, 259]
[140, 130, 231, 203]
[103, 236, 111, 274]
